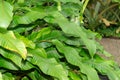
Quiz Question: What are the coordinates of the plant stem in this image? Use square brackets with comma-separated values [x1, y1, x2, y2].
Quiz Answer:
[57, 2, 61, 11]
[80, 0, 89, 23]
[81, 0, 89, 15]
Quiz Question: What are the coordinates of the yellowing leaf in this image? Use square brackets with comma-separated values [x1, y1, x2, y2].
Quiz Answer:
[102, 18, 117, 27]
[0, 31, 27, 59]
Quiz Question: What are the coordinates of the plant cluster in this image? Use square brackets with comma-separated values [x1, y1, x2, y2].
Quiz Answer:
[84, 0, 120, 37]
[0, 0, 120, 80]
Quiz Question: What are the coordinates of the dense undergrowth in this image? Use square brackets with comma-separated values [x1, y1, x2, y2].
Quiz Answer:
[0, 0, 120, 80]
[84, 0, 120, 38]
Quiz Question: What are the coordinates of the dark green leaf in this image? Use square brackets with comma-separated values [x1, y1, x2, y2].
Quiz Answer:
[0, 56, 18, 70]
[0, 48, 22, 67]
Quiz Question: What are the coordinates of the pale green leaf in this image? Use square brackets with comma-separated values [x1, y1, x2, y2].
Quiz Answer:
[2, 73, 14, 80]
[18, 0, 24, 4]
[0, 1, 13, 29]
[0, 72, 3, 80]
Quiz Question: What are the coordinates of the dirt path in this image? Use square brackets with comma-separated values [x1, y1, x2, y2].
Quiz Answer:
[99, 38, 120, 65]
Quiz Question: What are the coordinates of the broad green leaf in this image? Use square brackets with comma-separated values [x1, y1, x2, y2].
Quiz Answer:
[28, 48, 69, 80]
[52, 40, 99, 80]
[0, 56, 18, 70]
[28, 27, 51, 41]
[36, 42, 52, 48]
[28, 71, 47, 80]
[95, 62, 120, 80]
[12, 8, 47, 27]
[64, 39, 81, 46]
[69, 71, 82, 80]
[2, 73, 14, 80]
[0, 1, 13, 29]
[0, 48, 22, 67]
[37, 30, 67, 42]
[35, 27, 52, 41]
[46, 47, 63, 61]
[0, 31, 27, 59]
[28, 48, 47, 58]
[21, 61, 34, 70]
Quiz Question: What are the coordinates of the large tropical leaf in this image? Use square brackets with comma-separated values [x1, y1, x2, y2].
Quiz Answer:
[0, 31, 27, 59]
[28, 48, 69, 80]
[0, 1, 13, 29]
[45, 11, 97, 57]
[52, 40, 100, 80]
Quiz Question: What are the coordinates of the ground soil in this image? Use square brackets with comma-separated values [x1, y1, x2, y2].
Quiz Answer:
[99, 38, 120, 65]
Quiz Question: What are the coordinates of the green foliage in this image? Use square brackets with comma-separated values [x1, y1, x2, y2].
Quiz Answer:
[0, 0, 120, 80]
